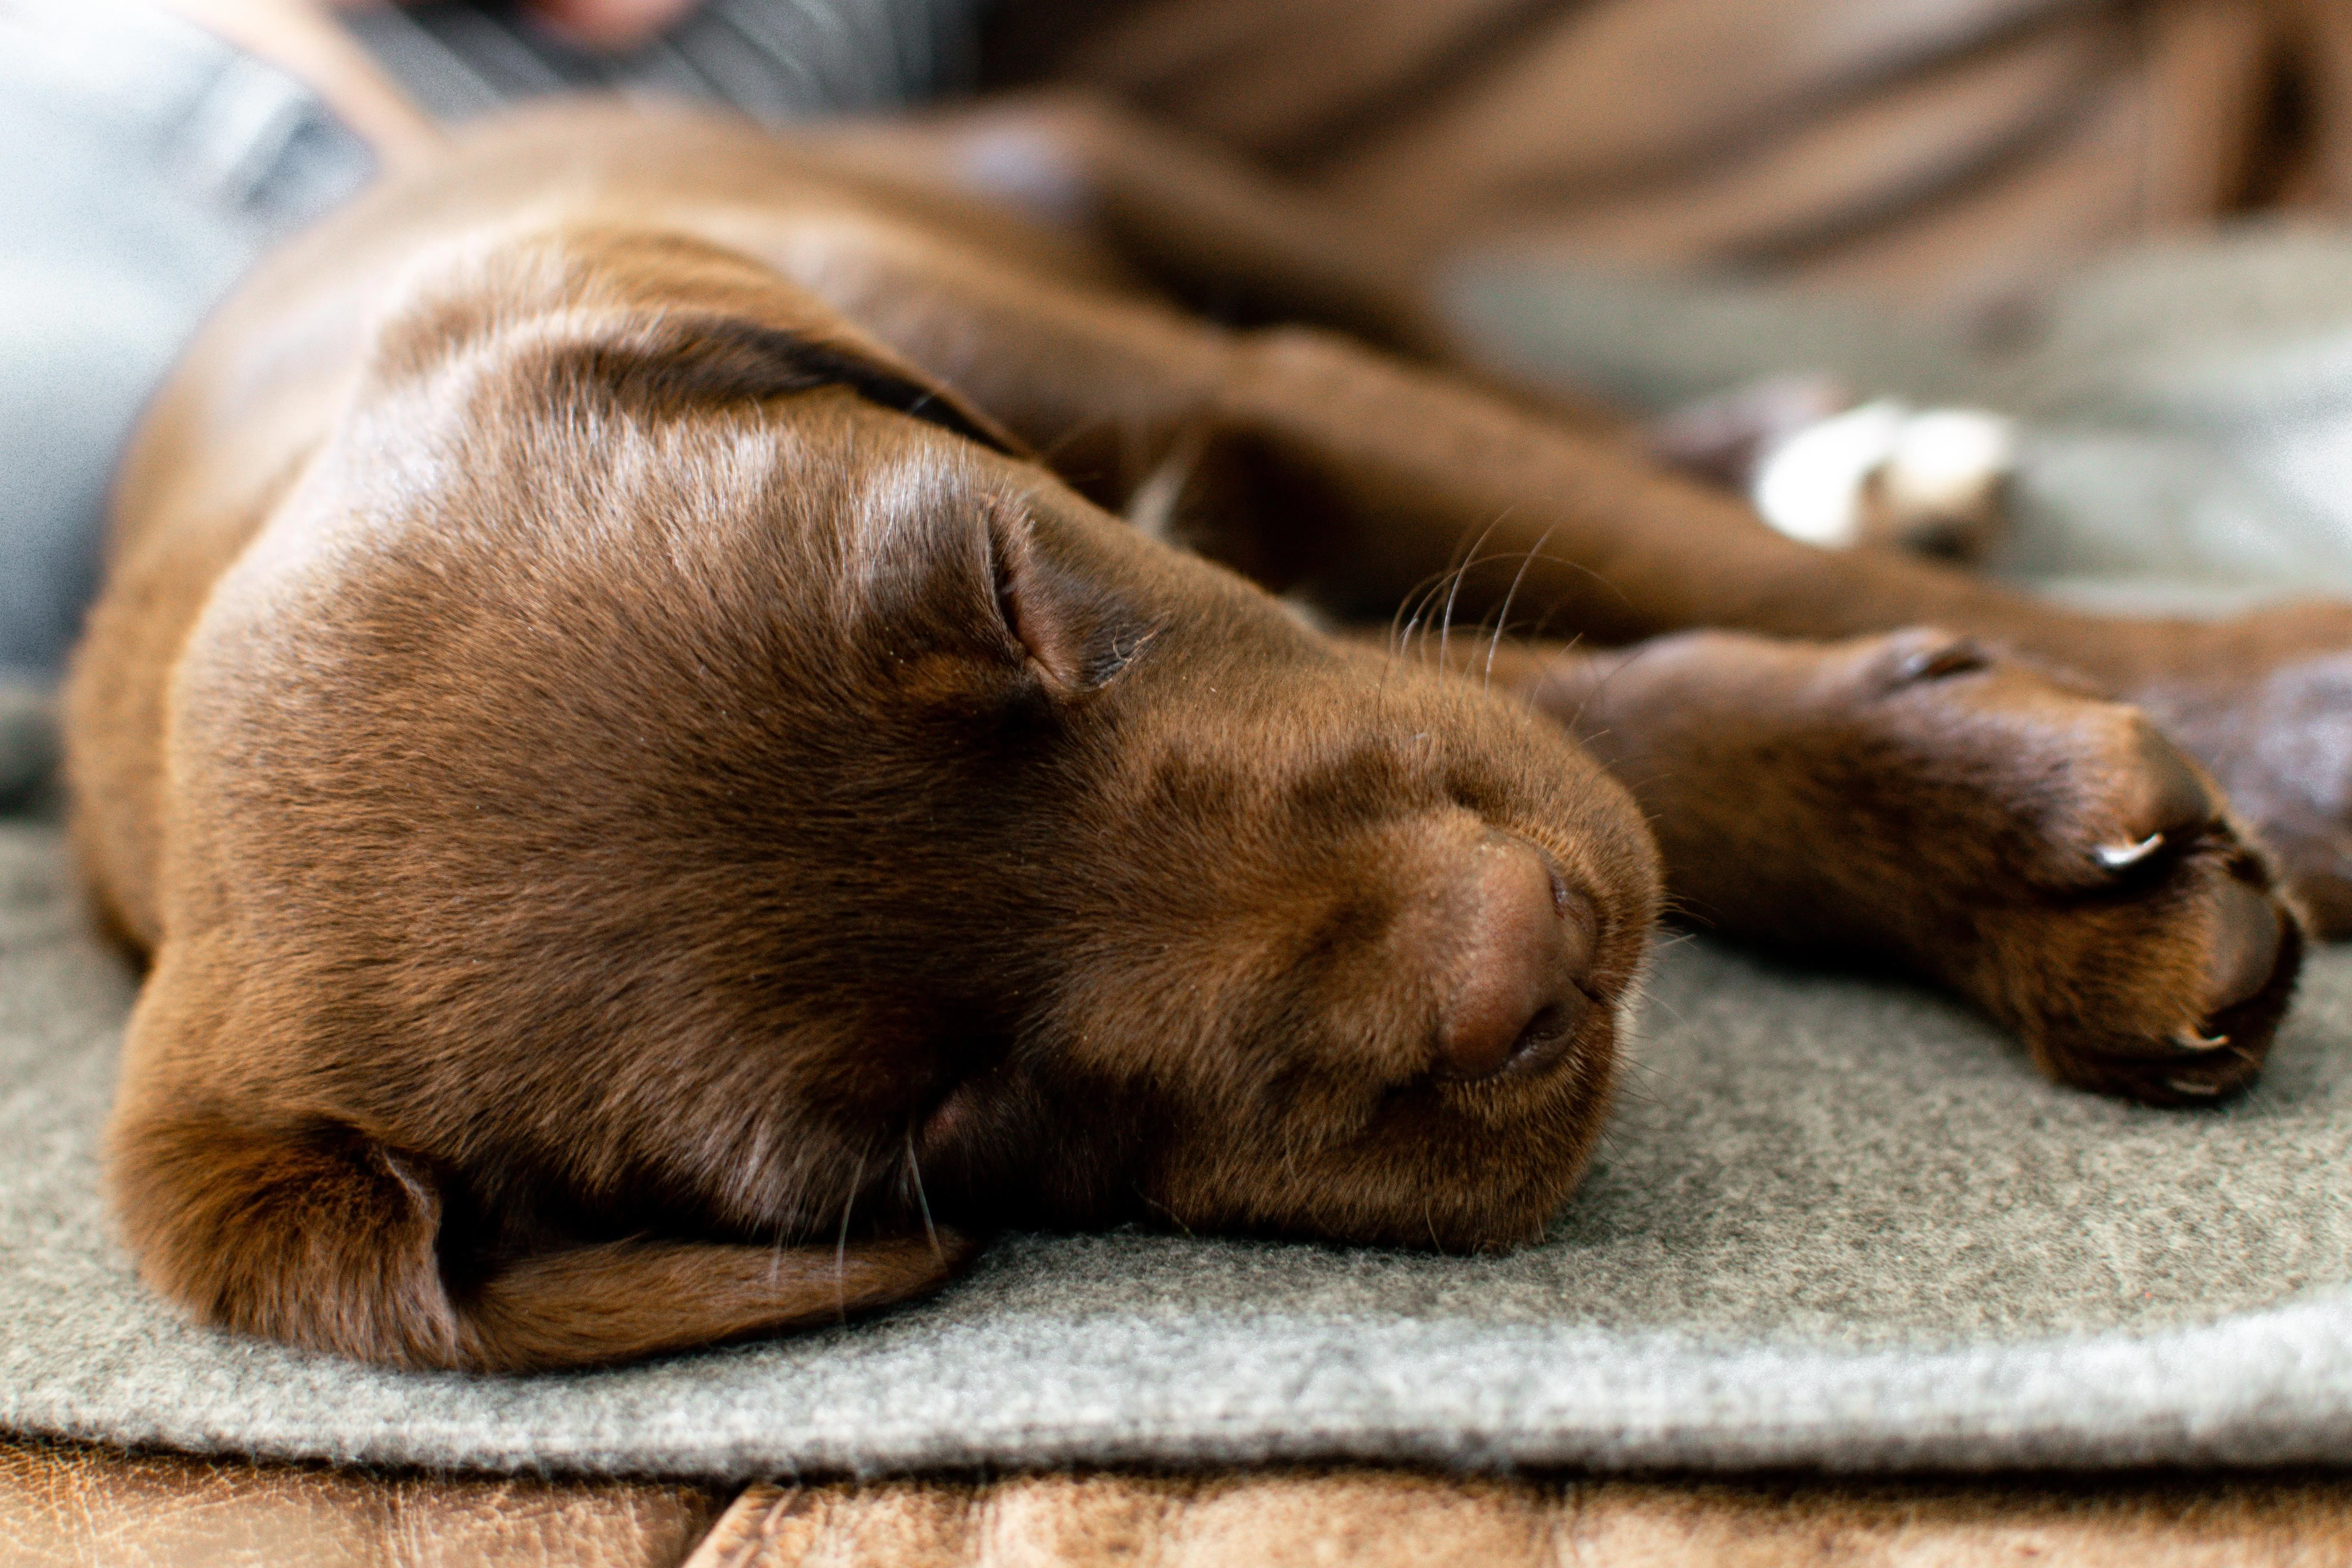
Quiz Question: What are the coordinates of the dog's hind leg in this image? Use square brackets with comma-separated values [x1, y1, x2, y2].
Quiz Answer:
[802, 91, 1630, 431]
[773, 216, 2280, 693]
[785, 103, 2352, 721]
[815, 91, 1451, 359]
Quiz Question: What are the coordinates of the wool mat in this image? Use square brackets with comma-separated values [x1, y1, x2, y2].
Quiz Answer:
[16, 226, 2352, 1480]
[8, 817, 2352, 1479]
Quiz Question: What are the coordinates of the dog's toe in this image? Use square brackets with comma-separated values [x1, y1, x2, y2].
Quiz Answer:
[2009, 806, 2300, 1106]
[1826, 635, 2306, 1104]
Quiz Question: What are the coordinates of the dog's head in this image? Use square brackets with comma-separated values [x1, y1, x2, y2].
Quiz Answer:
[193, 226, 1659, 1261]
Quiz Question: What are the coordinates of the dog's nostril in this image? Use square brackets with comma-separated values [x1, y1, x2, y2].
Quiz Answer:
[1511, 1002, 1569, 1057]
[1433, 837, 1598, 1080]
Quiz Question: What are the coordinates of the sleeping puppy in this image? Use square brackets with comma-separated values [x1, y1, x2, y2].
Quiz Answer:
[65, 98, 2348, 1372]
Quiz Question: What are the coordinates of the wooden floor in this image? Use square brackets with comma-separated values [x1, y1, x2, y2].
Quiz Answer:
[691, 1470, 2352, 1567]
[8, 1439, 2352, 1565]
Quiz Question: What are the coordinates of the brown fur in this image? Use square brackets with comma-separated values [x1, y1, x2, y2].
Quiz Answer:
[63, 96, 2352, 1372]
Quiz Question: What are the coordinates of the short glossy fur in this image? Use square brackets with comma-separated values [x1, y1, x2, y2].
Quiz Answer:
[65, 98, 2345, 1370]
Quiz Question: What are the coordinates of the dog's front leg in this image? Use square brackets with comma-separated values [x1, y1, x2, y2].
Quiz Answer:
[775, 216, 2352, 930]
[1461, 631, 2298, 1103]
[1185, 327, 2352, 934]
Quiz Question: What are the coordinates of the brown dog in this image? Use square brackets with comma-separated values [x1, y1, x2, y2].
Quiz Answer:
[64, 97, 2346, 1373]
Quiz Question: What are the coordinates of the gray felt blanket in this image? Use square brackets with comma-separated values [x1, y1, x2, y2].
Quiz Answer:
[9, 810, 2352, 1479]
[11, 227, 2352, 1479]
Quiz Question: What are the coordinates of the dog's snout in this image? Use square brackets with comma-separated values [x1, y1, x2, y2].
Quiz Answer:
[1432, 836, 1596, 1080]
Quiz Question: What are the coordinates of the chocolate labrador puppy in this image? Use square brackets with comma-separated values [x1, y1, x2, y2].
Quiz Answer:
[65, 97, 2343, 1372]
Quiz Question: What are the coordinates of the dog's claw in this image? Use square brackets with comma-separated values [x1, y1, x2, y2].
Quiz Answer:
[2172, 1028, 2230, 1053]
[2166, 1076, 2227, 1097]
[2094, 833, 2164, 871]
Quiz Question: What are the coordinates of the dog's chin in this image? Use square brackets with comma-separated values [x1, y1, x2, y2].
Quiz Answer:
[1130, 1012, 1621, 1253]
[902, 1016, 1614, 1249]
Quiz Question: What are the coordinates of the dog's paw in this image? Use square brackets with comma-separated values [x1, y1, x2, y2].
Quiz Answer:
[1825, 631, 2300, 1103]
[1522, 626, 2305, 1103]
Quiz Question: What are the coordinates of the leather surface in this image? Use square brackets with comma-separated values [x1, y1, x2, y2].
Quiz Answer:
[983, 0, 2352, 314]
[686, 1469, 2352, 1567]
[0, 1440, 723, 1568]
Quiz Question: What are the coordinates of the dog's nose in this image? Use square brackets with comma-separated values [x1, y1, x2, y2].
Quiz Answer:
[1433, 836, 1596, 1079]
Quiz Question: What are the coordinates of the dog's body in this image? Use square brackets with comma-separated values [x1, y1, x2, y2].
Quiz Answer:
[66, 100, 2351, 1371]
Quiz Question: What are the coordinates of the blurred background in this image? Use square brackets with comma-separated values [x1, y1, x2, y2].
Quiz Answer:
[7, 0, 2352, 795]
[987, 0, 2352, 315]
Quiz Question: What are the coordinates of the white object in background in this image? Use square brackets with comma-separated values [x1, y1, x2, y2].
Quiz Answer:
[1885, 409, 2017, 523]
[1752, 399, 1906, 547]
[1753, 400, 2015, 552]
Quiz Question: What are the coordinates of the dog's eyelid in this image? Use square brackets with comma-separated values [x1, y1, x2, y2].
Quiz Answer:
[984, 500, 1156, 696]
[982, 501, 1053, 675]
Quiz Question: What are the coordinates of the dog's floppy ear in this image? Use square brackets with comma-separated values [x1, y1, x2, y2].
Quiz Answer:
[111, 1095, 980, 1372]
[385, 224, 1028, 457]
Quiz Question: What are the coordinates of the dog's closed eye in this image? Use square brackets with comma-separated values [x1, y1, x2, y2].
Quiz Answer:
[841, 470, 1159, 703]
[987, 502, 1161, 694]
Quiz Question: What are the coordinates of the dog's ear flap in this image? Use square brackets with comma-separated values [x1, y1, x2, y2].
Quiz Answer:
[395, 226, 1029, 458]
[113, 1100, 981, 1371]
[589, 314, 1026, 457]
